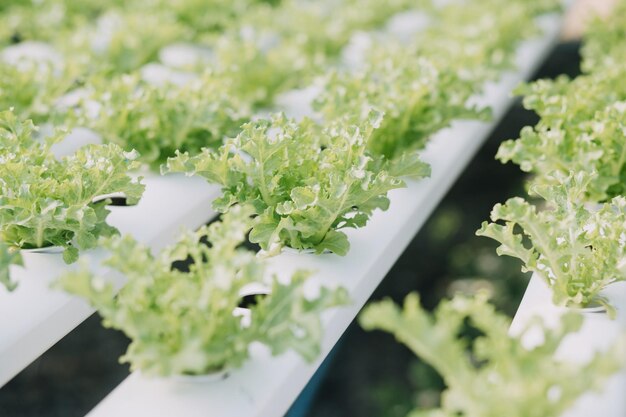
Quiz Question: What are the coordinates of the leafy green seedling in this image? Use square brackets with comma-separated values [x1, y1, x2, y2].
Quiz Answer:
[497, 68, 626, 202]
[0, 109, 144, 289]
[164, 112, 430, 256]
[75, 73, 250, 170]
[57, 206, 349, 376]
[360, 292, 624, 417]
[477, 172, 626, 314]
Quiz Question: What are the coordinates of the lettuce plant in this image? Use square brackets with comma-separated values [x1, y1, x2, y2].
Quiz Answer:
[144, 0, 279, 37]
[75, 73, 250, 170]
[164, 112, 430, 256]
[241, 0, 419, 59]
[360, 292, 624, 417]
[315, 52, 487, 160]
[417, 0, 561, 82]
[57, 206, 349, 376]
[0, 1, 85, 47]
[314, 0, 558, 162]
[580, 0, 626, 73]
[210, 0, 420, 107]
[0, 110, 144, 289]
[0, 63, 59, 123]
[199, 32, 310, 109]
[0, 0, 270, 48]
[497, 67, 626, 202]
[0, 58, 84, 124]
[65, 10, 190, 75]
[477, 172, 626, 313]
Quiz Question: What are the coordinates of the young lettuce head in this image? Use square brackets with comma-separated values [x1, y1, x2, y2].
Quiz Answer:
[163, 112, 430, 256]
[477, 171, 626, 314]
[74, 72, 250, 170]
[359, 292, 624, 417]
[56, 205, 349, 376]
[580, 1, 626, 73]
[497, 67, 626, 203]
[0, 109, 144, 289]
[315, 51, 487, 161]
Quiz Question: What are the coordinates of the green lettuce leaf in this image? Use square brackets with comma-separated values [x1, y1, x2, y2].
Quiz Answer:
[0, 109, 144, 288]
[0, 242, 23, 291]
[75, 73, 251, 170]
[580, 1, 626, 73]
[315, 53, 487, 161]
[477, 171, 626, 312]
[497, 67, 626, 202]
[360, 292, 625, 417]
[64, 10, 190, 75]
[417, 0, 561, 81]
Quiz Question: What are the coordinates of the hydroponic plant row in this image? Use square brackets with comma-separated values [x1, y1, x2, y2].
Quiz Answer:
[1, 1, 617, 417]
[478, 1, 626, 313]
[0, 0, 559, 389]
[475, 4, 626, 416]
[0, 0, 446, 386]
[359, 5, 626, 417]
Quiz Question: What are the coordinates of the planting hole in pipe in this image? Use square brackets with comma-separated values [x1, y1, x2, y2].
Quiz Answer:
[92, 192, 132, 207]
[238, 293, 269, 309]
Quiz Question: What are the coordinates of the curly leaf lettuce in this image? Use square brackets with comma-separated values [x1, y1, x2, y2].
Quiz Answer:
[497, 68, 626, 202]
[360, 292, 624, 417]
[164, 113, 430, 255]
[251, 270, 350, 361]
[416, 0, 561, 82]
[194, 0, 426, 107]
[477, 172, 626, 312]
[580, 1, 626, 73]
[65, 10, 190, 75]
[0, 110, 144, 285]
[0, 242, 23, 291]
[315, 53, 488, 161]
[0, 2, 83, 48]
[146, 0, 279, 37]
[313, 0, 557, 162]
[0, 63, 65, 123]
[75, 73, 250, 170]
[56, 206, 349, 376]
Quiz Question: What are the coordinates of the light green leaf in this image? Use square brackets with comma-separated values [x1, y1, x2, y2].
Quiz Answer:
[477, 172, 626, 310]
[56, 206, 348, 376]
[0, 243, 22, 291]
[360, 293, 624, 417]
[166, 114, 413, 255]
[316, 230, 350, 256]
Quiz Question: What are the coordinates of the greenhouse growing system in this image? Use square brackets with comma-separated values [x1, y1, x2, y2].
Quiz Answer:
[0, 0, 625, 416]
